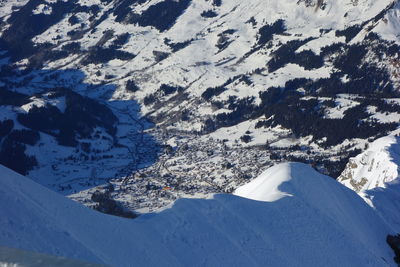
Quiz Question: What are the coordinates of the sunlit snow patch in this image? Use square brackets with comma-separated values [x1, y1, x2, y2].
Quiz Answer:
[234, 163, 293, 201]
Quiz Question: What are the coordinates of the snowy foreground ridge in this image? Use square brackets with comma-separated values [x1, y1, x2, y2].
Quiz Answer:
[0, 163, 397, 266]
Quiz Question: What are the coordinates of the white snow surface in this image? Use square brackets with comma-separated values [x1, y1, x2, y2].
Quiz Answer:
[374, 1, 400, 42]
[234, 163, 293, 201]
[338, 135, 400, 233]
[338, 135, 400, 192]
[364, 177, 400, 233]
[0, 163, 396, 266]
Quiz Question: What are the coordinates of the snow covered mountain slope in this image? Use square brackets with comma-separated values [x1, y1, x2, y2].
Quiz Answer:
[234, 162, 398, 253]
[338, 135, 400, 233]
[375, 1, 400, 42]
[365, 177, 400, 234]
[0, 0, 400, 212]
[0, 163, 397, 266]
[338, 135, 400, 192]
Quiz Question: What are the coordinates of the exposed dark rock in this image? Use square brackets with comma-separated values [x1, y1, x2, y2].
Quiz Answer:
[201, 10, 218, 18]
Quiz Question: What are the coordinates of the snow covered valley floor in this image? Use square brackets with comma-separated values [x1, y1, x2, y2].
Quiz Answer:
[1, 158, 400, 266]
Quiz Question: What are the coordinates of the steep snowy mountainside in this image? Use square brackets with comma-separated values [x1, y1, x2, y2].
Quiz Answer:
[365, 177, 400, 233]
[338, 134, 400, 232]
[0, 0, 400, 212]
[374, 1, 400, 42]
[338, 135, 400, 192]
[0, 163, 397, 266]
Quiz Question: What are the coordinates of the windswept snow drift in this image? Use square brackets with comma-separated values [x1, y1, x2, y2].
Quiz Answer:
[234, 163, 294, 202]
[0, 163, 396, 266]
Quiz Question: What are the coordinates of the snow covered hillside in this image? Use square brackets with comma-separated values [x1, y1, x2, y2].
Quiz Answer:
[338, 135, 400, 193]
[0, 0, 400, 212]
[0, 163, 397, 266]
[338, 135, 400, 235]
